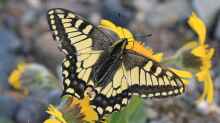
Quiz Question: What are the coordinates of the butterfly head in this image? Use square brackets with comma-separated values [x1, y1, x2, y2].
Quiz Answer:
[111, 38, 128, 50]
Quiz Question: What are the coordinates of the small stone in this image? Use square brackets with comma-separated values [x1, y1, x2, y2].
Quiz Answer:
[0, 116, 15, 123]
[25, 0, 42, 9]
[33, 32, 64, 72]
[0, 28, 21, 91]
[134, 0, 192, 27]
[15, 97, 48, 123]
[46, 90, 62, 105]
[0, 96, 19, 118]
[101, 0, 134, 27]
[145, 108, 158, 119]
[214, 16, 220, 40]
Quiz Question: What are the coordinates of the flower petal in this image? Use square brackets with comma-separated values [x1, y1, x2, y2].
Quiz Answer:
[100, 19, 133, 39]
[196, 70, 210, 82]
[181, 41, 198, 50]
[207, 74, 214, 103]
[188, 12, 206, 45]
[207, 48, 215, 59]
[181, 79, 190, 85]
[169, 68, 193, 78]
[100, 20, 117, 29]
[122, 28, 134, 41]
[151, 53, 163, 62]
[191, 45, 206, 58]
[79, 96, 98, 122]
[69, 96, 98, 122]
[44, 119, 62, 123]
[46, 105, 67, 123]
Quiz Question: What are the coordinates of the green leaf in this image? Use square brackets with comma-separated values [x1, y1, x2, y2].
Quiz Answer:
[108, 96, 147, 123]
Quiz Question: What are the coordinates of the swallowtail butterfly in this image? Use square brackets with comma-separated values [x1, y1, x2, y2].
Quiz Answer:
[47, 8, 185, 120]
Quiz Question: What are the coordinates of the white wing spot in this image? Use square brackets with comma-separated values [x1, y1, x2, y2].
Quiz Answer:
[106, 106, 113, 112]
[114, 104, 121, 110]
[64, 60, 70, 68]
[97, 107, 103, 115]
[50, 15, 54, 19]
[50, 20, 55, 24]
[75, 20, 83, 28]
[75, 93, 81, 98]
[66, 88, 74, 94]
[48, 10, 54, 14]
[52, 25, 56, 30]
[83, 25, 93, 34]
[144, 61, 153, 71]
[148, 93, 154, 98]
[63, 70, 69, 77]
[141, 95, 147, 98]
[174, 89, 179, 94]
[154, 67, 162, 76]
[122, 98, 128, 104]
[162, 92, 167, 96]
[64, 79, 71, 86]
[67, 13, 75, 18]
[155, 92, 160, 96]
[168, 91, 173, 95]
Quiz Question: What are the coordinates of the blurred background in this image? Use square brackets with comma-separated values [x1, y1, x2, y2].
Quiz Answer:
[0, 0, 220, 123]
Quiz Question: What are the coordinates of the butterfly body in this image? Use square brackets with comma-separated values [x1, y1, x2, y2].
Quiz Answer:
[93, 39, 127, 87]
[47, 8, 185, 120]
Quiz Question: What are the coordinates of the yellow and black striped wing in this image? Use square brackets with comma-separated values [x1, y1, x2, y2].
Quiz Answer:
[124, 60, 185, 97]
[90, 58, 184, 117]
[47, 8, 113, 98]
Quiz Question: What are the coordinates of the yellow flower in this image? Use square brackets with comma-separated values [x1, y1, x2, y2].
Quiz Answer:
[68, 96, 98, 122]
[100, 19, 163, 62]
[44, 119, 62, 123]
[8, 63, 26, 90]
[187, 12, 215, 103]
[46, 96, 99, 123]
[45, 105, 67, 123]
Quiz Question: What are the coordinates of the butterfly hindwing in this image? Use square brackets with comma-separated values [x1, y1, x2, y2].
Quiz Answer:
[126, 59, 184, 97]
[90, 56, 184, 117]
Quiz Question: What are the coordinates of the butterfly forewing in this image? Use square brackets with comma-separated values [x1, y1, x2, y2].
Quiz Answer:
[47, 8, 113, 99]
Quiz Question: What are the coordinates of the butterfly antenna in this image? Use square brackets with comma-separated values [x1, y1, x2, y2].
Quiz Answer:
[134, 33, 152, 39]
